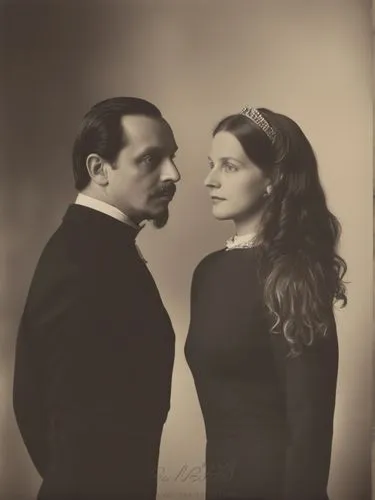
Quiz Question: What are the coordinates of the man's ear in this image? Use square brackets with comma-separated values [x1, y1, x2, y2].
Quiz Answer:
[86, 154, 109, 186]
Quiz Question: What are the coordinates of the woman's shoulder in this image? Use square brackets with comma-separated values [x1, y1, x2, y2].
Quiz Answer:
[192, 249, 225, 279]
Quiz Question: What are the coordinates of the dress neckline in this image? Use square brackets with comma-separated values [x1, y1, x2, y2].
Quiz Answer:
[225, 232, 257, 251]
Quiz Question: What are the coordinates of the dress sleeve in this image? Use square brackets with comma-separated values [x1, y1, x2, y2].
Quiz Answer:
[189, 254, 213, 306]
[270, 323, 338, 500]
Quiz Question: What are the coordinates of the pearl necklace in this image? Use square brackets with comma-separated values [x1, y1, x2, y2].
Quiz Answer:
[225, 232, 257, 250]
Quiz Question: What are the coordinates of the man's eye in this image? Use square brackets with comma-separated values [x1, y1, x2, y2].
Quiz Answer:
[141, 154, 160, 167]
[142, 155, 154, 164]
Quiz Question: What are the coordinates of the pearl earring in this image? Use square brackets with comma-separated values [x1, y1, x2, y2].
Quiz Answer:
[265, 185, 272, 196]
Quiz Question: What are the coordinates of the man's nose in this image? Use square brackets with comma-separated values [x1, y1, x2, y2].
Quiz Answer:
[161, 159, 181, 183]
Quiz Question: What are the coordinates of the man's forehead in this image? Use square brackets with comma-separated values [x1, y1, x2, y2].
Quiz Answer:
[120, 114, 176, 149]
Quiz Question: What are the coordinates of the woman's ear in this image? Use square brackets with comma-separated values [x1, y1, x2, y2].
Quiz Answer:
[86, 154, 109, 186]
[263, 183, 273, 198]
[265, 184, 273, 195]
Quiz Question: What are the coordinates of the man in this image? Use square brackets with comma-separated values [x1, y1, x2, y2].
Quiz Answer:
[13, 97, 181, 499]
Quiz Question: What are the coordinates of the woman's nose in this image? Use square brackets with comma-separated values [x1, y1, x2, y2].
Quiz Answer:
[204, 167, 220, 188]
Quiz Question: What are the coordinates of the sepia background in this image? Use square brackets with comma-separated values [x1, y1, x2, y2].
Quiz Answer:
[1, 0, 373, 499]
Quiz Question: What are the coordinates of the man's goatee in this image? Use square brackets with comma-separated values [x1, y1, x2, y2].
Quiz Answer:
[152, 209, 169, 229]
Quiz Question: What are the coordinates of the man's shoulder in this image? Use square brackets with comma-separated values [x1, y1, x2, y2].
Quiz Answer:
[38, 212, 136, 268]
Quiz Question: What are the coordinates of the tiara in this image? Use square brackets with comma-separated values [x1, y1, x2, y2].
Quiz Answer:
[240, 106, 277, 143]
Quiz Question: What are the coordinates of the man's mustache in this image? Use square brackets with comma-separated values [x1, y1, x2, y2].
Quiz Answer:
[153, 183, 177, 198]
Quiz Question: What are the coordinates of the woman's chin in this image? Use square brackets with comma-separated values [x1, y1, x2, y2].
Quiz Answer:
[211, 207, 232, 221]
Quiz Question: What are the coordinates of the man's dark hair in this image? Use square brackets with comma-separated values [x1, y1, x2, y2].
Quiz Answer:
[72, 97, 162, 190]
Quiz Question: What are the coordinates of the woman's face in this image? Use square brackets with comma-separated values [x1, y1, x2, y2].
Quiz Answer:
[205, 131, 270, 227]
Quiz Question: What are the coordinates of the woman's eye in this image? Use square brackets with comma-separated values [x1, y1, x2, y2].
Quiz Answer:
[223, 163, 238, 172]
[208, 162, 214, 170]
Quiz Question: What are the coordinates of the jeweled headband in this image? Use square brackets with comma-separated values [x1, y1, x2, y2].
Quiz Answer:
[239, 106, 277, 143]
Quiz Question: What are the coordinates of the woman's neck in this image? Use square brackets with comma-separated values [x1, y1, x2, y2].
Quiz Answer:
[233, 216, 262, 237]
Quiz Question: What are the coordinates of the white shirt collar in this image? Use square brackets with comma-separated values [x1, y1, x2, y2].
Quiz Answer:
[75, 193, 141, 231]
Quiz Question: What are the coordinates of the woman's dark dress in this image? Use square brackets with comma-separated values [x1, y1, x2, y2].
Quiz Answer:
[184, 248, 338, 500]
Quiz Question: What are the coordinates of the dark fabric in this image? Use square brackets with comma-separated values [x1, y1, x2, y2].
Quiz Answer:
[13, 204, 175, 500]
[184, 248, 337, 500]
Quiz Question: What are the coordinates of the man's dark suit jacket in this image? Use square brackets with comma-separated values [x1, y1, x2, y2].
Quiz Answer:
[13, 204, 175, 500]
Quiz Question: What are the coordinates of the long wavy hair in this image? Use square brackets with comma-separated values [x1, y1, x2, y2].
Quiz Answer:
[213, 109, 347, 356]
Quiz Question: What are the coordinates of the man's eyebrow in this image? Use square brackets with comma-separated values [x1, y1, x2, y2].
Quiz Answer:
[135, 145, 178, 160]
[134, 146, 164, 160]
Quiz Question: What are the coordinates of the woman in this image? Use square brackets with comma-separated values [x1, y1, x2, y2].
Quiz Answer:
[184, 106, 347, 500]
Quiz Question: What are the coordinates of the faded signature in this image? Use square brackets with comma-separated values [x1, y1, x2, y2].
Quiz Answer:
[156, 462, 236, 483]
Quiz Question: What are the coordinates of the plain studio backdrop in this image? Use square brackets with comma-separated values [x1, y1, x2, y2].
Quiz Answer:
[1, 0, 373, 499]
